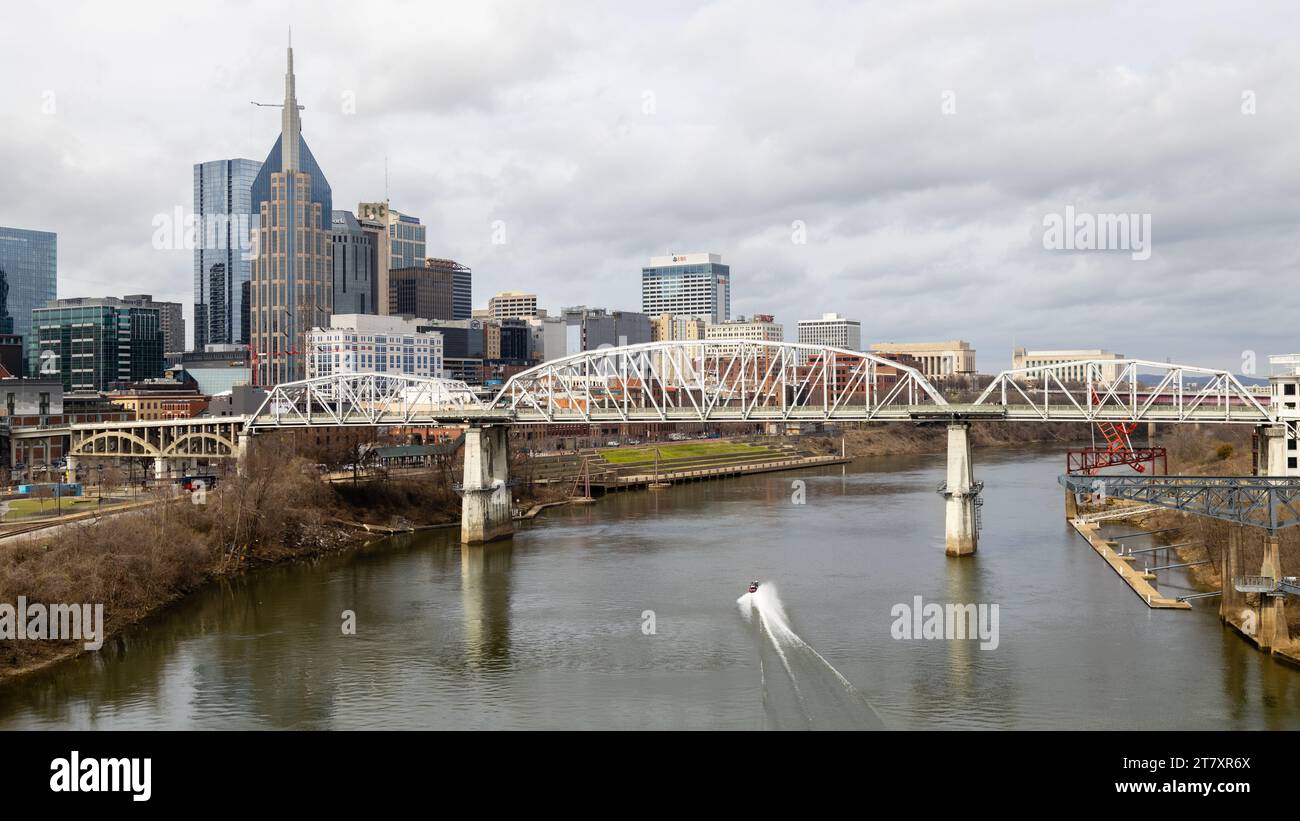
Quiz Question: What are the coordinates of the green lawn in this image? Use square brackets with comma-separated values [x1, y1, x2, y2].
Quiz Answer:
[598, 441, 773, 464]
[4, 496, 103, 520]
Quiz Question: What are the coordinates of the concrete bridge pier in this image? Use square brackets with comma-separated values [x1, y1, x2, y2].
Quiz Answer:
[1255, 424, 1286, 476]
[153, 457, 172, 481]
[461, 425, 514, 545]
[65, 455, 79, 484]
[1256, 533, 1291, 651]
[1219, 523, 1245, 621]
[942, 423, 979, 557]
[236, 433, 250, 476]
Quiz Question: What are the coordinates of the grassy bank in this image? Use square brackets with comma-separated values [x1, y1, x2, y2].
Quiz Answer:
[0, 438, 503, 682]
[598, 441, 771, 464]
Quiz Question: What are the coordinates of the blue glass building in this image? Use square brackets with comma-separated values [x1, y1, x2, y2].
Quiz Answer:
[641, 252, 730, 324]
[0, 227, 57, 357]
[194, 158, 262, 349]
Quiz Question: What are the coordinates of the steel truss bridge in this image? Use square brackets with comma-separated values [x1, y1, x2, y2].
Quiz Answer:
[1059, 474, 1300, 533]
[52, 343, 1276, 461]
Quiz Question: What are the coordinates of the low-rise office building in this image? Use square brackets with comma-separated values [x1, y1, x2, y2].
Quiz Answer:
[307, 314, 444, 379]
[1011, 347, 1124, 383]
[651, 314, 705, 342]
[487, 291, 539, 319]
[706, 314, 784, 343]
[870, 340, 976, 380]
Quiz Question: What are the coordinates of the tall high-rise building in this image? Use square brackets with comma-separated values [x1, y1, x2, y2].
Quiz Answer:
[357, 202, 426, 315]
[249, 39, 333, 385]
[122, 294, 185, 355]
[193, 158, 261, 349]
[30, 298, 164, 391]
[641, 252, 730, 324]
[331, 211, 376, 315]
[0, 226, 57, 356]
[423, 258, 472, 320]
[796, 312, 861, 354]
[390, 212, 425, 270]
[390, 260, 454, 320]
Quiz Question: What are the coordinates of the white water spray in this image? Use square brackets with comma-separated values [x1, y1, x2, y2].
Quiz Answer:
[738, 582, 883, 730]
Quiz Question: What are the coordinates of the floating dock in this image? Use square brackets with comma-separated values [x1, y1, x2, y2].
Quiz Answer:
[1068, 515, 1191, 610]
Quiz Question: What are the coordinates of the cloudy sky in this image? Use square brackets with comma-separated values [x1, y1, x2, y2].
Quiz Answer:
[1, 0, 1296, 372]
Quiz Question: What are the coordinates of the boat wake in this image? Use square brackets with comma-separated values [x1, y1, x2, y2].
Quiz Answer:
[737, 583, 884, 730]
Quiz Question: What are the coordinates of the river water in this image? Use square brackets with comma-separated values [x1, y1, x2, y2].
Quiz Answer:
[2, 444, 1297, 729]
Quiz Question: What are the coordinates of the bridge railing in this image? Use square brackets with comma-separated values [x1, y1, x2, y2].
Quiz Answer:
[490, 340, 948, 423]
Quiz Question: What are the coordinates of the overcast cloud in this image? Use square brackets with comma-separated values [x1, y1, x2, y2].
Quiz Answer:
[1, 0, 1296, 371]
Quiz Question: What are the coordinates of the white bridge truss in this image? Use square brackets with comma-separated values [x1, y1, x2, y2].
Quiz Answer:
[491, 340, 948, 423]
[248, 372, 487, 428]
[971, 359, 1271, 424]
[33, 351, 1286, 464]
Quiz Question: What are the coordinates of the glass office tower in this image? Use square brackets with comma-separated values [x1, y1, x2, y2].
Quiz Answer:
[0, 227, 57, 355]
[30, 299, 163, 391]
[194, 158, 262, 349]
[641, 252, 730, 324]
[389, 212, 425, 270]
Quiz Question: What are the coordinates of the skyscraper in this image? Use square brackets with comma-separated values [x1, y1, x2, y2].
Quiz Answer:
[420, 258, 472, 320]
[390, 260, 455, 320]
[0, 226, 57, 356]
[122, 294, 185, 355]
[641, 252, 730, 324]
[357, 201, 426, 315]
[193, 158, 261, 349]
[331, 210, 376, 315]
[249, 38, 333, 385]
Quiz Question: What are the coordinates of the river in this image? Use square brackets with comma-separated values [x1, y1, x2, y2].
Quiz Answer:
[1, 444, 1297, 729]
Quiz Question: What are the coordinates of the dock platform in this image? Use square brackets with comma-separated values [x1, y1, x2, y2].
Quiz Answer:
[1068, 516, 1192, 610]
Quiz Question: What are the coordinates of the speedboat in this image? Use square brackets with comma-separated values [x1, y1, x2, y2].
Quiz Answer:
[747, 580, 759, 594]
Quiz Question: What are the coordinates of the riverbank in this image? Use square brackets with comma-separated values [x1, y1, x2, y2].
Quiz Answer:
[2, 421, 1247, 685]
[1085, 425, 1300, 663]
[807, 420, 1093, 459]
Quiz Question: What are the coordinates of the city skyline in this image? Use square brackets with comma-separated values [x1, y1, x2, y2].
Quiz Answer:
[1, 2, 1298, 371]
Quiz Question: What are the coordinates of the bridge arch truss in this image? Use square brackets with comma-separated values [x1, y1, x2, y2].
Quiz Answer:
[247, 372, 486, 429]
[972, 359, 1271, 423]
[491, 340, 948, 423]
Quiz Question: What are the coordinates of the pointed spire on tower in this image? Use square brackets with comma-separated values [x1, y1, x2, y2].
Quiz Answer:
[281, 27, 301, 172]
